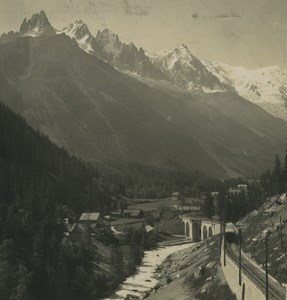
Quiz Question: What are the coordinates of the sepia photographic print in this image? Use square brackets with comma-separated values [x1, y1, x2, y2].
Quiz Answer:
[0, 0, 287, 299]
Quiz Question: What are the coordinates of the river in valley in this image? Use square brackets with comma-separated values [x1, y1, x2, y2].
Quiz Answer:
[104, 241, 193, 300]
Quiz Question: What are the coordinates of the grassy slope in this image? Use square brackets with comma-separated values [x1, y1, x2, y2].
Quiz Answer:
[147, 236, 235, 300]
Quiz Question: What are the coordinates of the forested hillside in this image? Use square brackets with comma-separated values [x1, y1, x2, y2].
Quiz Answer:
[0, 103, 118, 299]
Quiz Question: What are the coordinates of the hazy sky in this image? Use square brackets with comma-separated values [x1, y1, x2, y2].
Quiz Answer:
[0, 0, 286, 68]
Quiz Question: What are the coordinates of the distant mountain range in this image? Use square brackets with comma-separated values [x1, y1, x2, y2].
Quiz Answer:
[203, 61, 287, 120]
[62, 20, 166, 80]
[0, 11, 287, 178]
[61, 17, 287, 121]
[2, 11, 286, 121]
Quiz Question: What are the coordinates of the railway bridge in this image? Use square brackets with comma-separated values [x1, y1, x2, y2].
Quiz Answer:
[181, 216, 221, 242]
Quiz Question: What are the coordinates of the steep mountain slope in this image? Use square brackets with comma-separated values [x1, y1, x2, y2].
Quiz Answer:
[62, 21, 166, 80]
[0, 34, 287, 178]
[19, 10, 56, 37]
[204, 61, 287, 120]
[61, 17, 287, 123]
[0, 103, 130, 300]
[0, 11, 56, 44]
[241, 194, 287, 283]
[147, 45, 229, 93]
[62, 20, 94, 53]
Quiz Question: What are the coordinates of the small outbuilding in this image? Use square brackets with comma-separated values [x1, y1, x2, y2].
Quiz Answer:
[79, 212, 101, 224]
[172, 192, 181, 201]
[145, 225, 154, 234]
[110, 210, 122, 219]
[122, 209, 144, 219]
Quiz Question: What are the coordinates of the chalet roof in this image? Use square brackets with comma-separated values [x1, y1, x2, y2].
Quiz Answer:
[123, 209, 142, 217]
[183, 198, 202, 205]
[79, 212, 100, 222]
[237, 184, 247, 189]
[145, 225, 154, 233]
[110, 218, 144, 227]
[228, 188, 242, 194]
[173, 205, 201, 211]
[111, 210, 122, 215]
[172, 192, 180, 196]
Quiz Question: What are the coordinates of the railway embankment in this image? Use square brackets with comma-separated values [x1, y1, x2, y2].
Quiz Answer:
[222, 240, 286, 300]
[147, 235, 235, 300]
[221, 193, 287, 300]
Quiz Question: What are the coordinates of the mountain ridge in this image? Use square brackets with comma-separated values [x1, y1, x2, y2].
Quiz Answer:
[146, 45, 230, 93]
[62, 20, 167, 80]
[2, 10, 286, 122]
[1, 34, 287, 178]
[0, 11, 287, 178]
[203, 60, 287, 120]
[20, 10, 56, 37]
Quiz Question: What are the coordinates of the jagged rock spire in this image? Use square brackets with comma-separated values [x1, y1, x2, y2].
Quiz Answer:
[19, 11, 56, 37]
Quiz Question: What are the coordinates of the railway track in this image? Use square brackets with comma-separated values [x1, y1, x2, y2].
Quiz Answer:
[226, 242, 285, 300]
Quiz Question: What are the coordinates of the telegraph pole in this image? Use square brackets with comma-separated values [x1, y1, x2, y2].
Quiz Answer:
[223, 221, 226, 266]
[280, 216, 283, 251]
[219, 211, 223, 257]
[265, 232, 269, 300]
[239, 228, 242, 286]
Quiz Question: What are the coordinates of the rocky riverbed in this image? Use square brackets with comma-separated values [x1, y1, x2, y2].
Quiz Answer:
[103, 241, 193, 300]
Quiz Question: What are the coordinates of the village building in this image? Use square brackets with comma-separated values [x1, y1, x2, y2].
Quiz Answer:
[171, 192, 181, 201]
[172, 205, 201, 213]
[228, 188, 242, 196]
[228, 184, 248, 196]
[110, 218, 145, 237]
[122, 209, 144, 219]
[79, 212, 101, 230]
[237, 184, 248, 192]
[110, 210, 122, 219]
[211, 192, 219, 197]
[145, 225, 154, 234]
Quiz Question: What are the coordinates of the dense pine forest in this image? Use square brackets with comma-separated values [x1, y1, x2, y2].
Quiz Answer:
[260, 153, 287, 195]
[0, 103, 119, 299]
[95, 160, 221, 199]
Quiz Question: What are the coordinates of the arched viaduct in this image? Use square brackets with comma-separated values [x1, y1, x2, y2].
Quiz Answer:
[182, 216, 221, 242]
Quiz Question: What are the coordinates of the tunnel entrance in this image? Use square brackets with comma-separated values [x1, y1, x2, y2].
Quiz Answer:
[186, 222, 190, 237]
[208, 227, 213, 237]
[203, 225, 207, 239]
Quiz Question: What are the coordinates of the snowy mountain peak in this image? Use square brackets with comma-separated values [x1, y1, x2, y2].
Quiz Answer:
[203, 60, 287, 120]
[19, 11, 56, 37]
[176, 44, 193, 55]
[95, 28, 121, 52]
[165, 44, 196, 70]
[63, 20, 92, 42]
[147, 45, 227, 93]
[93, 28, 123, 58]
[62, 20, 93, 53]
